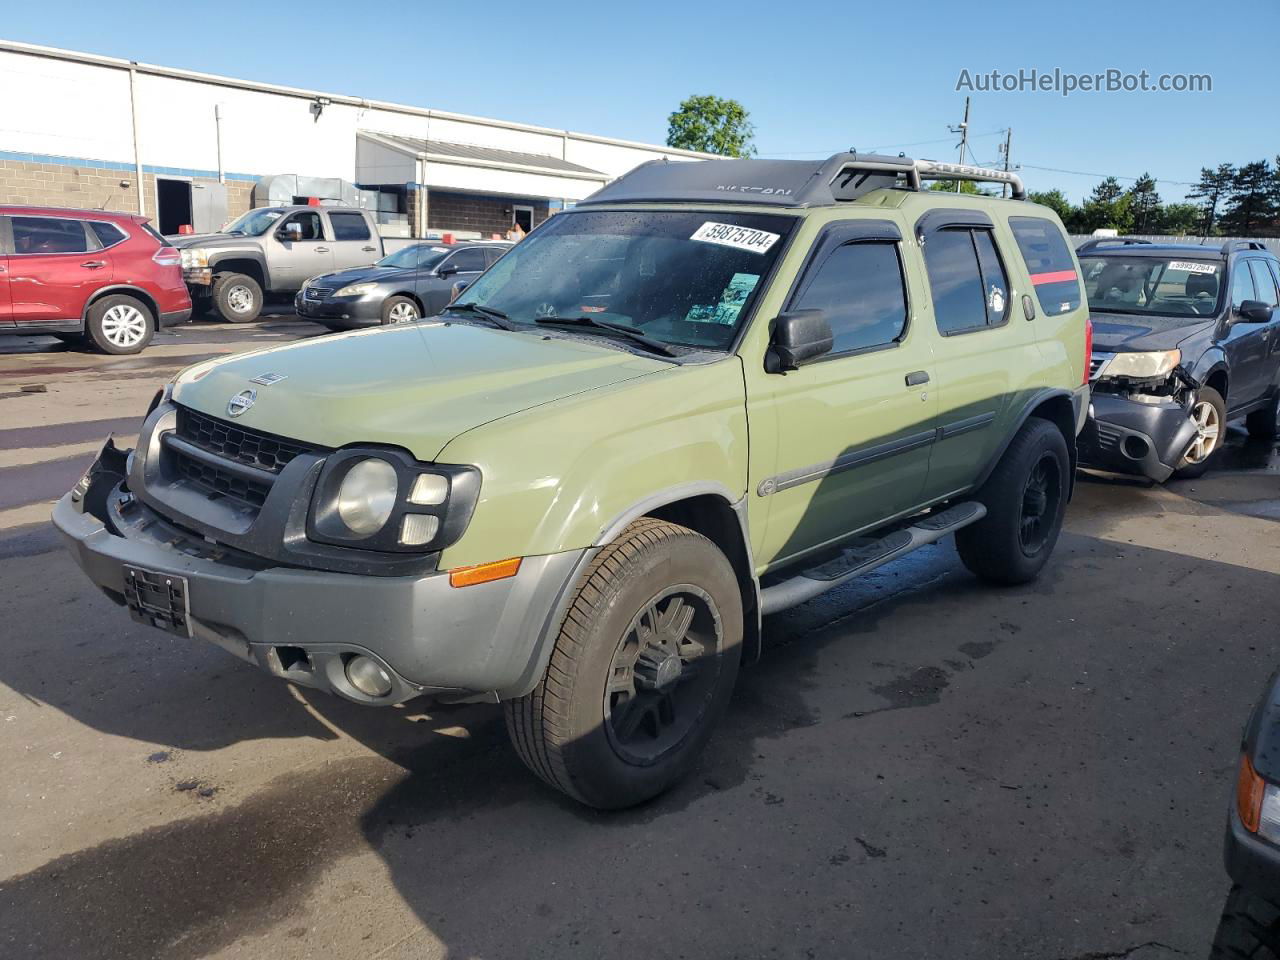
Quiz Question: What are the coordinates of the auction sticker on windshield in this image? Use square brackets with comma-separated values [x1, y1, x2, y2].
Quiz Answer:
[690, 222, 780, 255]
[1169, 261, 1218, 275]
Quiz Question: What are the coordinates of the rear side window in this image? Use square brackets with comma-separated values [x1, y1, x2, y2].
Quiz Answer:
[1247, 261, 1279, 307]
[924, 228, 1009, 334]
[790, 241, 908, 353]
[1008, 216, 1081, 316]
[329, 211, 371, 241]
[89, 221, 128, 249]
[12, 216, 91, 254]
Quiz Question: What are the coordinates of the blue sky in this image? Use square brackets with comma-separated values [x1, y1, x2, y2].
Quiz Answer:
[6, 0, 1275, 204]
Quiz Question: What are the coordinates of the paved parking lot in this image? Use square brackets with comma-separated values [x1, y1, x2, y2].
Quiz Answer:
[2, 315, 1278, 960]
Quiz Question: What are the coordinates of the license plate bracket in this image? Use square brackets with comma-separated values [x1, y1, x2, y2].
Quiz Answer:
[123, 565, 192, 638]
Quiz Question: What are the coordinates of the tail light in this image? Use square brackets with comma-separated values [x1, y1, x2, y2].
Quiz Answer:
[152, 247, 182, 267]
[1082, 317, 1093, 386]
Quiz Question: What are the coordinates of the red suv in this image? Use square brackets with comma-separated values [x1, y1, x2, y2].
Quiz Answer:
[0, 206, 192, 354]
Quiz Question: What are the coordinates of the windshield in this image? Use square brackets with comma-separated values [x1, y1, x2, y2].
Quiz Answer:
[1080, 255, 1224, 318]
[224, 208, 285, 236]
[454, 209, 796, 350]
[377, 244, 452, 270]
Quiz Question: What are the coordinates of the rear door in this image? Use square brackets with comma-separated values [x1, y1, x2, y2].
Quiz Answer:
[325, 210, 381, 271]
[7, 215, 111, 326]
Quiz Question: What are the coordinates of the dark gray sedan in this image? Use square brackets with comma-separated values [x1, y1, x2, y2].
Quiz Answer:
[295, 241, 509, 329]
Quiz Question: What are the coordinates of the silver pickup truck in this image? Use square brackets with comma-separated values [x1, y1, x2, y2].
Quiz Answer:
[168, 206, 388, 323]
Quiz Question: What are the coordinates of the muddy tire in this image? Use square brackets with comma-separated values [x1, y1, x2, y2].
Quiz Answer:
[1211, 885, 1280, 959]
[1246, 391, 1280, 442]
[956, 418, 1070, 585]
[212, 273, 262, 324]
[85, 294, 155, 355]
[505, 518, 743, 809]
[1174, 386, 1227, 479]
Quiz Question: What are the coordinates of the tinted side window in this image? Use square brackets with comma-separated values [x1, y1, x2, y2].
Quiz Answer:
[791, 241, 908, 353]
[1230, 263, 1256, 310]
[973, 231, 1010, 324]
[89, 221, 128, 248]
[449, 248, 487, 272]
[286, 212, 324, 241]
[924, 229, 988, 334]
[1247, 260, 1279, 308]
[12, 216, 90, 254]
[1009, 215, 1081, 315]
[329, 211, 371, 242]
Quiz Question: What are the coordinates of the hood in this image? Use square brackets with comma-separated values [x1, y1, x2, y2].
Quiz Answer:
[1089, 311, 1215, 353]
[172, 322, 667, 461]
[308, 264, 407, 288]
[166, 232, 257, 249]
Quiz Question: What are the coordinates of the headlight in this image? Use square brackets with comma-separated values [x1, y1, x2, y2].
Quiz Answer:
[336, 458, 398, 534]
[1097, 349, 1181, 380]
[180, 247, 209, 269]
[1261, 783, 1280, 844]
[335, 282, 376, 298]
[1238, 754, 1280, 845]
[307, 448, 482, 553]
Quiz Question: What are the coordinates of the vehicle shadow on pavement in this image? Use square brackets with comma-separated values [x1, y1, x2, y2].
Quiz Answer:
[2, 526, 1276, 959]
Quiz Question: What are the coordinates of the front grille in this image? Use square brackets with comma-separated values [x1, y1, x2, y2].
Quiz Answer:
[176, 406, 315, 473]
[173, 453, 272, 508]
[305, 286, 331, 300]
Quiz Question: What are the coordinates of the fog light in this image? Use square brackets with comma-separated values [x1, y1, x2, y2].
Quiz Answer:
[346, 655, 393, 697]
[400, 513, 440, 546]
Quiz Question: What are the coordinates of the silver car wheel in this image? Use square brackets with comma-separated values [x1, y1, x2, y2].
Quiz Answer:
[100, 304, 149, 348]
[388, 301, 420, 323]
[1180, 400, 1222, 465]
[226, 285, 255, 314]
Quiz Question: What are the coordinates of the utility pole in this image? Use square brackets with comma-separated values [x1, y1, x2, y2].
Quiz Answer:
[948, 97, 970, 193]
[999, 128, 1013, 198]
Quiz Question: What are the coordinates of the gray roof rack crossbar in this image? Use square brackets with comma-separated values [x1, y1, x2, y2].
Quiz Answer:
[1076, 237, 1154, 254]
[577, 152, 1026, 208]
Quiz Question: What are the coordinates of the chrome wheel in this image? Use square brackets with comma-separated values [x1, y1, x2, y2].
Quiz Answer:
[100, 304, 149, 348]
[225, 284, 255, 314]
[604, 586, 723, 765]
[387, 301, 419, 323]
[1181, 400, 1222, 465]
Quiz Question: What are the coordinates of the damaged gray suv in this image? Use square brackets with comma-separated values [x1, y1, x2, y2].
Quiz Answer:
[1078, 239, 1280, 480]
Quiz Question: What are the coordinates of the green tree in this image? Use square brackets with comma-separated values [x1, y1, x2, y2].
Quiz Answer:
[1222, 160, 1278, 236]
[928, 179, 990, 195]
[666, 95, 756, 157]
[1027, 189, 1073, 222]
[1076, 178, 1134, 233]
[1126, 174, 1161, 233]
[1186, 163, 1236, 235]
[1159, 203, 1202, 235]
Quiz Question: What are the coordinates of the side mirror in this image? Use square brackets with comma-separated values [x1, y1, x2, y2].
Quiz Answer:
[449, 279, 472, 303]
[766, 309, 834, 373]
[279, 222, 303, 242]
[438, 263, 459, 278]
[1237, 299, 1274, 324]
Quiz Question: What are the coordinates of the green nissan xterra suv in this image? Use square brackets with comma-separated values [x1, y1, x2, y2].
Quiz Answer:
[54, 153, 1092, 809]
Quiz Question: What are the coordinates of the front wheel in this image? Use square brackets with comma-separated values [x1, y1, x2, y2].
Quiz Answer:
[381, 295, 421, 325]
[212, 273, 263, 324]
[956, 418, 1070, 585]
[1174, 386, 1227, 479]
[505, 518, 743, 809]
[1210, 885, 1280, 959]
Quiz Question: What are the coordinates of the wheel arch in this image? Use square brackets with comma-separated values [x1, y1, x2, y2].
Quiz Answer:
[82, 285, 159, 325]
[210, 255, 268, 289]
[975, 389, 1077, 494]
[388, 291, 427, 315]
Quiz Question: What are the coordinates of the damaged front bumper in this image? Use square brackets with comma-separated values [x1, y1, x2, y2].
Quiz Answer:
[1078, 391, 1200, 482]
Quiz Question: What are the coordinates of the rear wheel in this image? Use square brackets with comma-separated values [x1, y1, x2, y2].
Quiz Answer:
[212, 272, 262, 323]
[1210, 885, 1280, 959]
[1246, 391, 1280, 442]
[505, 518, 743, 809]
[1174, 386, 1226, 479]
[381, 296, 421, 325]
[956, 418, 1070, 585]
[85, 295, 154, 354]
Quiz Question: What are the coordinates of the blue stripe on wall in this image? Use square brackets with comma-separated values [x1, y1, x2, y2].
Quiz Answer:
[0, 149, 260, 182]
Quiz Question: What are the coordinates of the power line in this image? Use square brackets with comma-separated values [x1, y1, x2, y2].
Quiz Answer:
[1015, 162, 1197, 187]
[757, 129, 1006, 158]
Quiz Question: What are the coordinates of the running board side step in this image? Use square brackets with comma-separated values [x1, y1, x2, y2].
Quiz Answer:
[758, 502, 987, 616]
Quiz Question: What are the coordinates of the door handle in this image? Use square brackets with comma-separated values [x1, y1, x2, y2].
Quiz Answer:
[81, 260, 106, 269]
[905, 371, 930, 387]
[362, 246, 377, 252]
[315, 247, 330, 253]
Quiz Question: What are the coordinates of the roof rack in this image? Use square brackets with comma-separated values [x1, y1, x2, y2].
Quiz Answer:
[1076, 237, 1153, 254]
[577, 152, 1026, 208]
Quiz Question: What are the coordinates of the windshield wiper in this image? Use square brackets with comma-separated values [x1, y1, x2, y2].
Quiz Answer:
[534, 315, 678, 358]
[444, 302, 518, 330]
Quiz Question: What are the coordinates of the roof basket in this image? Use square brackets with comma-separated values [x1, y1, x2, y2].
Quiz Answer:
[1076, 237, 1153, 254]
[578, 152, 1026, 208]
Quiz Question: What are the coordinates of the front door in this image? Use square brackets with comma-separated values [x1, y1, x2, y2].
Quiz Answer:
[6, 215, 111, 326]
[748, 220, 938, 568]
[271, 210, 332, 289]
[325, 210, 380, 271]
[1222, 260, 1272, 409]
[423, 246, 488, 315]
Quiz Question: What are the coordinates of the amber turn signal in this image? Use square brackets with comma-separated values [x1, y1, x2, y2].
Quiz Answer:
[448, 557, 522, 588]
[1238, 753, 1265, 834]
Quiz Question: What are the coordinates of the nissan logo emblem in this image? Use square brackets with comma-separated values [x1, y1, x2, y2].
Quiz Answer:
[227, 389, 257, 418]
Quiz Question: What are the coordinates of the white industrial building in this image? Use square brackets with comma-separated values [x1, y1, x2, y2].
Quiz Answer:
[0, 39, 714, 237]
